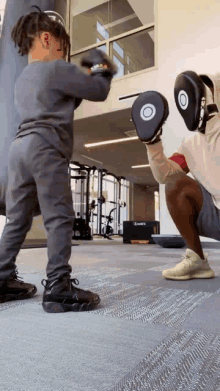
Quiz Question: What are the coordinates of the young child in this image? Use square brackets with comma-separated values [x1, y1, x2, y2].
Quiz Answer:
[0, 6, 117, 313]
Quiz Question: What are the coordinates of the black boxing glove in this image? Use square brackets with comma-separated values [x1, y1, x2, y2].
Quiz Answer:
[80, 49, 118, 78]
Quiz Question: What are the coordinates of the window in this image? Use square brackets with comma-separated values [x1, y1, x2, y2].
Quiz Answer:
[113, 42, 124, 59]
[113, 55, 125, 78]
[97, 21, 109, 40]
[70, 0, 155, 79]
[96, 38, 107, 53]
[0, 1, 6, 39]
[154, 191, 159, 221]
[110, 27, 154, 76]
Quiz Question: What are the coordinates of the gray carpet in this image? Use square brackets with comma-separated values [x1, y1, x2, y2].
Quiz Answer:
[1, 241, 220, 391]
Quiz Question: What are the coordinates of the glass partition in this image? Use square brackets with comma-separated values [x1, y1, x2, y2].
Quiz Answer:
[70, 0, 146, 52]
[0, 0, 6, 39]
[110, 27, 154, 78]
[70, 0, 155, 79]
[154, 191, 159, 221]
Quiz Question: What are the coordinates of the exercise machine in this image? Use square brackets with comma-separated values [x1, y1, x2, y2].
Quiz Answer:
[70, 161, 96, 240]
[91, 170, 127, 240]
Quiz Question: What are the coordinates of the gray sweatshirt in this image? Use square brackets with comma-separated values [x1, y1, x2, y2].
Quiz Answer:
[14, 59, 111, 161]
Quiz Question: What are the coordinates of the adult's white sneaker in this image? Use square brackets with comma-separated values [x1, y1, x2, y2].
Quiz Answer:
[162, 248, 215, 280]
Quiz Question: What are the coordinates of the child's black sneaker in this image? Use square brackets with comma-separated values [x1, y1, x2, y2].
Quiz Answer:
[41, 275, 101, 313]
[0, 270, 37, 303]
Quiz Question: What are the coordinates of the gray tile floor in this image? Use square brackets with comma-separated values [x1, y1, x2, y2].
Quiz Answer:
[1, 239, 220, 391]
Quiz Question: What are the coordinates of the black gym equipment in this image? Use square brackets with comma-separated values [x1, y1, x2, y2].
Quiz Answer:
[151, 234, 185, 248]
[117, 175, 126, 235]
[92, 170, 127, 240]
[98, 168, 108, 236]
[69, 164, 128, 241]
[102, 206, 115, 239]
[123, 221, 160, 244]
[101, 202, 125, 240]
[70, 161, 96, 240]
[92, 200, 125, 240]
[102, 175, 127, 239]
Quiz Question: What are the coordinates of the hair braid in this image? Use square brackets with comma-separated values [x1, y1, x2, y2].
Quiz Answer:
[11, 5, 71, 62]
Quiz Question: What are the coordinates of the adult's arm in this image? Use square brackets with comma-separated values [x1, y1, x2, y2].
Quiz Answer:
[145, 140, 189, 184]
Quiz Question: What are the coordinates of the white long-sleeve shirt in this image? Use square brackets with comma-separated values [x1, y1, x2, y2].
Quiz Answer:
[176, 114, 220, 209]
[146, 113, 220, 209]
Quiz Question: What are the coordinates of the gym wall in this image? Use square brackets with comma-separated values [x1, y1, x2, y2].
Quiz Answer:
[130, 185, 155, 222]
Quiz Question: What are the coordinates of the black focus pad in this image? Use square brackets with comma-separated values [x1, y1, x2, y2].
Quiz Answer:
[131, 91, 169, 143]
[174, 71, 206, 131]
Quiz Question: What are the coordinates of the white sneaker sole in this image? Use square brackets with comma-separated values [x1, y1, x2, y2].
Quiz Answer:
[162, 269, 215, 280]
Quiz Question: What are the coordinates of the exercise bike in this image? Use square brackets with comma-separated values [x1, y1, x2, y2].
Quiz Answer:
[101, 206, 116, 240]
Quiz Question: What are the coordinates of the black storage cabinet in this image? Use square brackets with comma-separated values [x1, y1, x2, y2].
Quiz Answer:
[123, 221, 160, 244]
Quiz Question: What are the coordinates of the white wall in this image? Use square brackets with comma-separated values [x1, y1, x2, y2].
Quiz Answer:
[71, 0, 107, 17]
[157, 0, 220, 242]
[0, 0, 6, 9]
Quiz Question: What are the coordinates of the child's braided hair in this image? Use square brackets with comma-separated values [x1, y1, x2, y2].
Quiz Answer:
[11, 5, 71, 62]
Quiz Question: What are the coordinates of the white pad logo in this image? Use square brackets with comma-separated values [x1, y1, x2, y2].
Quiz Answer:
[178, 90, 189, 110]
[140, 104, 156, 121]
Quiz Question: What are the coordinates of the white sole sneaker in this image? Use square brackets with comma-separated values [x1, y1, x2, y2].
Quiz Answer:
[162, 268, 215, 280]
[162, 248, 215, 280]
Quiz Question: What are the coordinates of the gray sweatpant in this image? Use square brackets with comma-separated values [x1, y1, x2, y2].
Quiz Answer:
[0, 132, 74, 281]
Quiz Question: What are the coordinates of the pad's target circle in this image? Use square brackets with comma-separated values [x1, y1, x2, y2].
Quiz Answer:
[140, 104, 156, 121]
[178, 90, 189, 110]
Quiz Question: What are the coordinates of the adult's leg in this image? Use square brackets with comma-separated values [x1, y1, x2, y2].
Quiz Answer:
[165, 175, 204, 259]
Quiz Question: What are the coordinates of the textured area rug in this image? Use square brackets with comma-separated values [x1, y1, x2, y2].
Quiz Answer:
[1, 243, 220, 391]
[110, 329, 220, 391]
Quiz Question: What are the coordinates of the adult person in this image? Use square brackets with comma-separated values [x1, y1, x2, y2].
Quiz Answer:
[132, 71, 220, 280]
